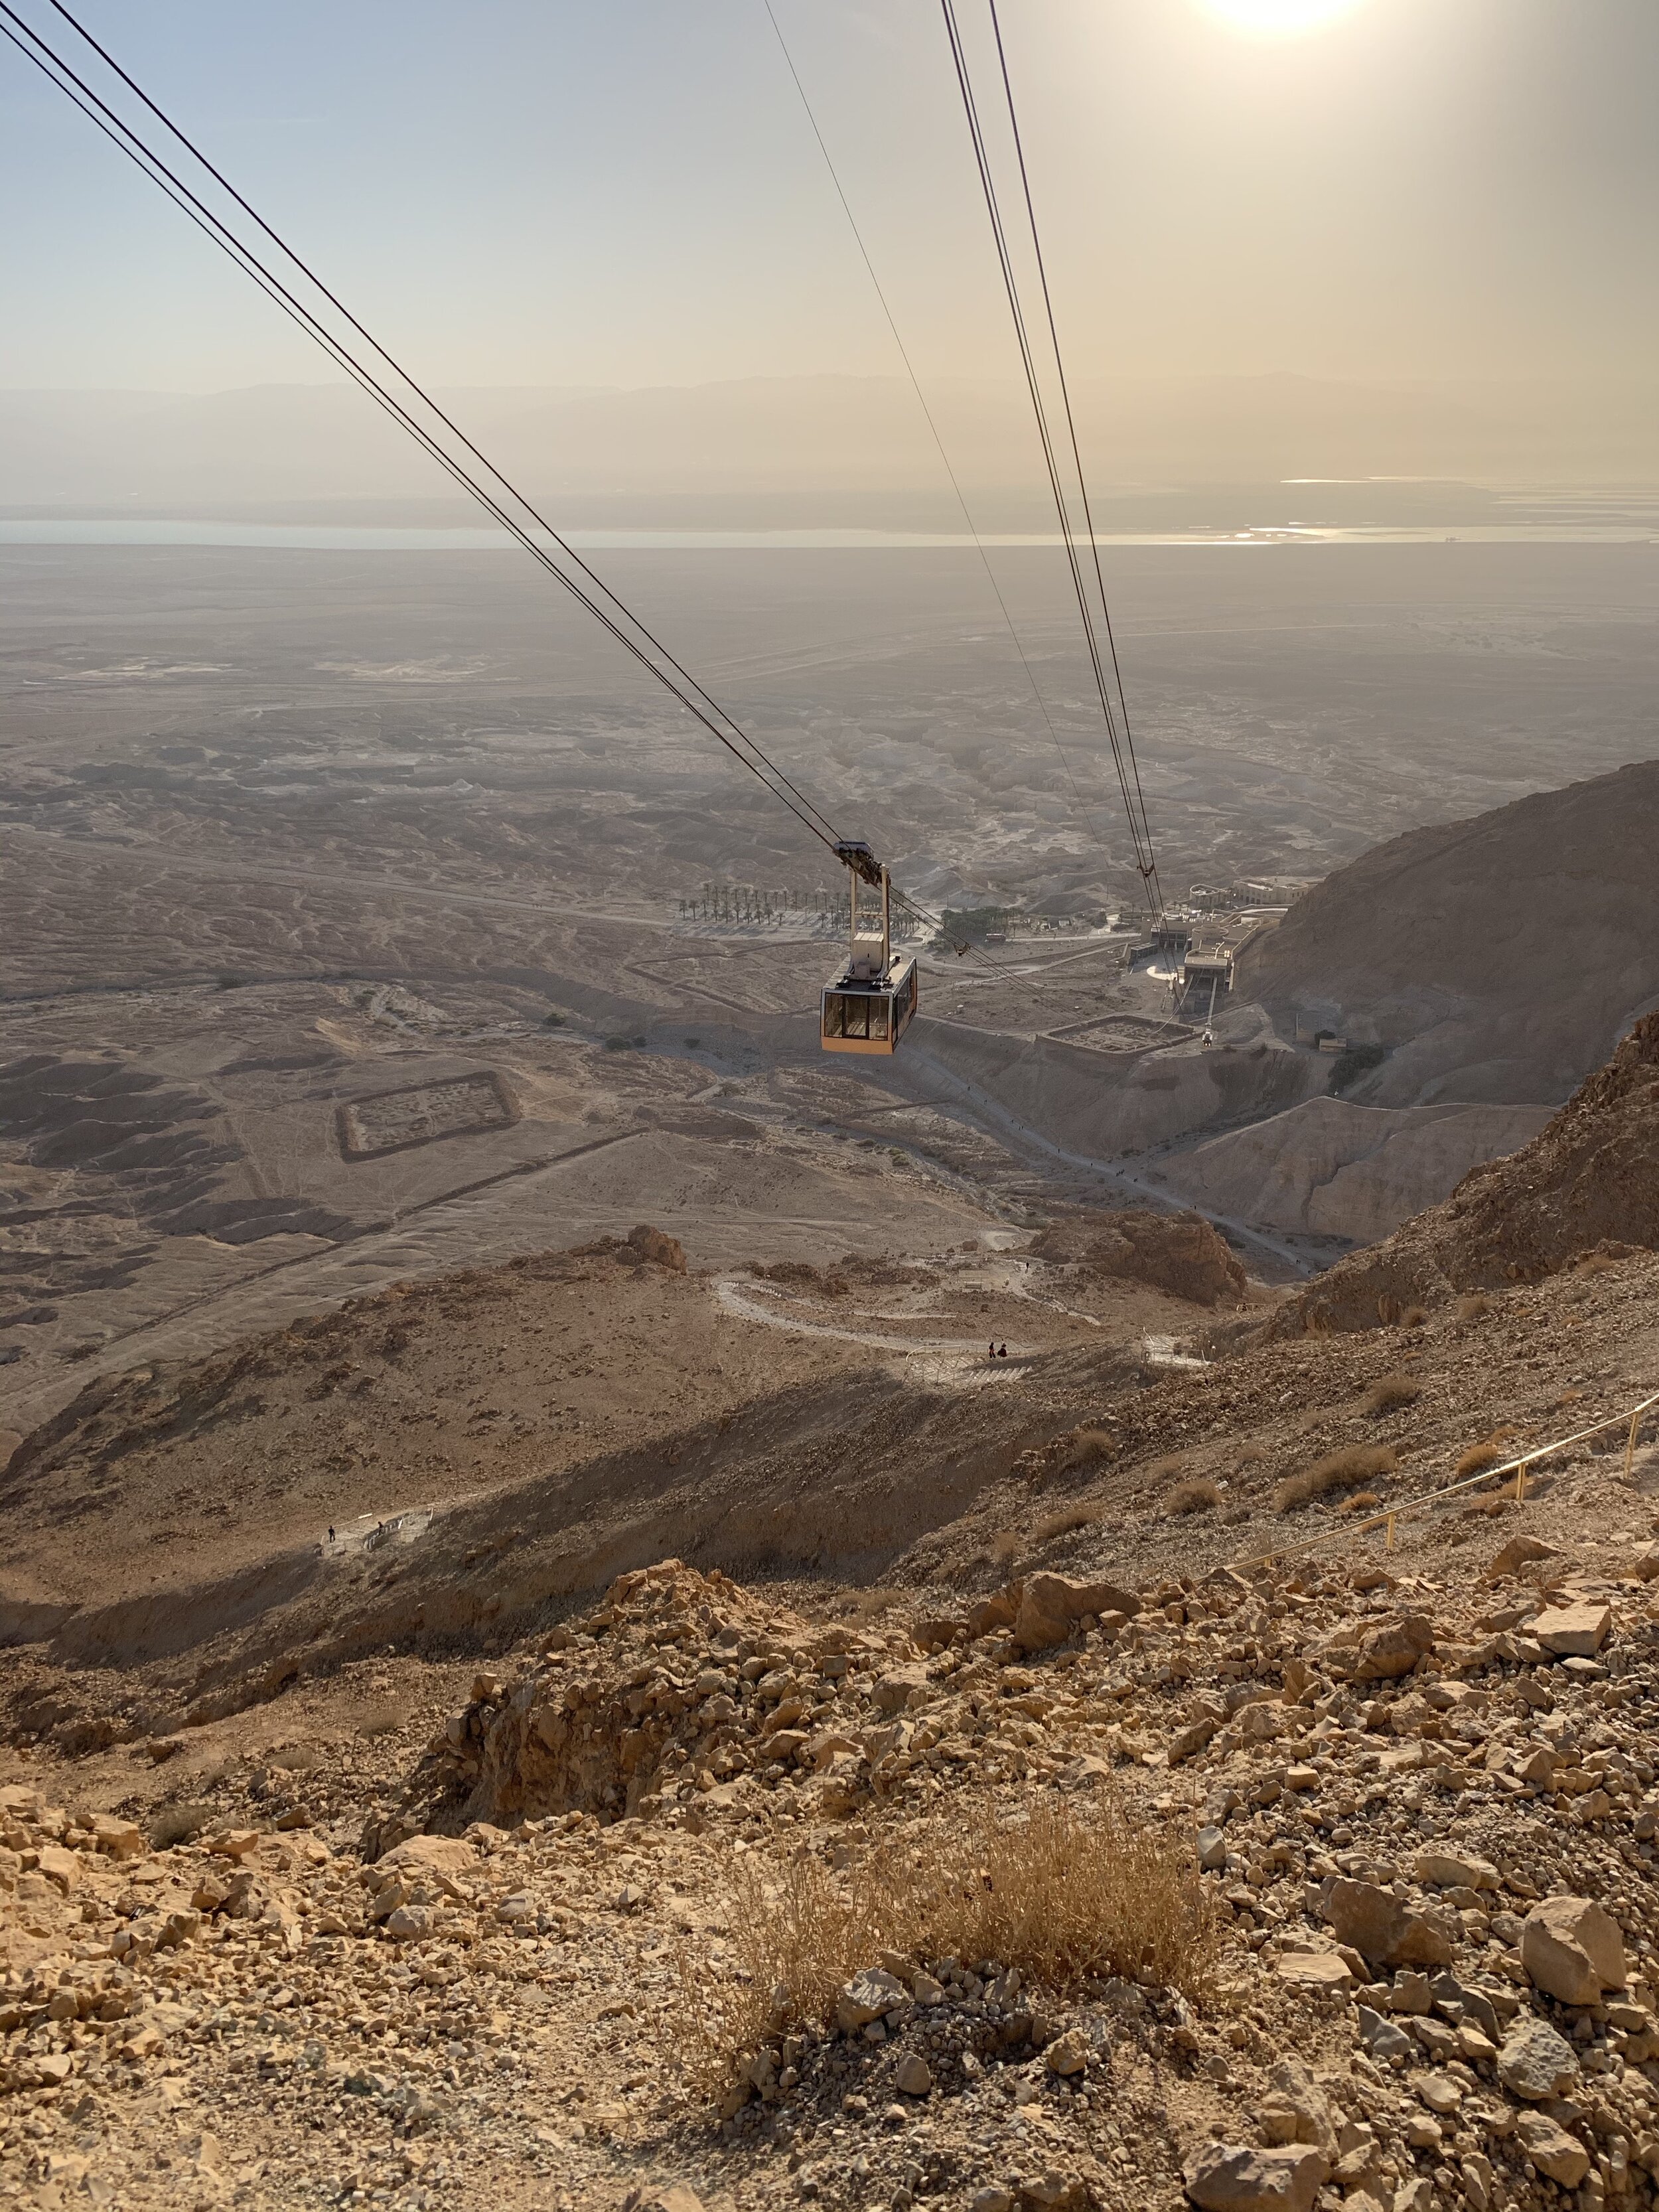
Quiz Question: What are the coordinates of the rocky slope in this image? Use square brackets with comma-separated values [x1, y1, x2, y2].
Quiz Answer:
[1154, 1101, 1553, 1246]
[1277, 1011, 1659, 1335]
[9, 1500, 1659, 2212]
[1236, 761, 1659, 1110]
[5, 1022, 1659, 2209]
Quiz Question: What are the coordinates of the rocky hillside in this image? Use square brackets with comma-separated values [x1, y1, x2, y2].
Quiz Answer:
[5, 1033, 1659, 2208]
[8, 1503, 1659, 2212]
[1278, 1011, 1659, 1335]
[1236, 761, 1659, 1110]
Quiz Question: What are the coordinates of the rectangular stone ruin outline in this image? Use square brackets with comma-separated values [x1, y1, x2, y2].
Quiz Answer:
[335, 1069, 518, 1162]
[1043, 1013, 1195, 1053]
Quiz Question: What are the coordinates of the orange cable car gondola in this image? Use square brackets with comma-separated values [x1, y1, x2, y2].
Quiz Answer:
[820, 840, 919, 1056]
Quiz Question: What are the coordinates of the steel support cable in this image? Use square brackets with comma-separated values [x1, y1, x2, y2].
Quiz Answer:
[939, 5, 1151, 901]
[2, 1, 845, 857]
[942, 3, 1156, 908]
[762, 0, 1117, 873]
[939, 1, 1162, 914]
[984, 0, 1159, 909]
[5, 1, 1118, 988]
[39, 0, 842, 855]
[37, 0, 843, 851]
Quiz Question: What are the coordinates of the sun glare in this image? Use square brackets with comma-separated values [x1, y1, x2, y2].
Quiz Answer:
[1199, 0, 1367, 35]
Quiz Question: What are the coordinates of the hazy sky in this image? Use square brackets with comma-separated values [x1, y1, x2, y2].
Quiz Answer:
[2, 0, 1655, 394]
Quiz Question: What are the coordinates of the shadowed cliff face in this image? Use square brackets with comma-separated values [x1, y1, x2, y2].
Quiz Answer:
[1271, 1009, 1659, 1334]
[1236, 760, 1659, 1110]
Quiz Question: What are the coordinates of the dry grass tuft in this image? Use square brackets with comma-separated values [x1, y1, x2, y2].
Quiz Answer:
[1465, 1493, 1512, 1519]
[1399, 1305, 1429, 1328]
[345, 1698, 409, 1741]
[666, 1797, 1218, 2092]
[1572, 1250, 1623, 1279]
[1336, 1489, 1381, 1515]
[1455, 1440, 1506, 1480]
[1060, 1426, 1116, 1471]
[1141, 1453, 1189, 1486]
[268, 1743, 324, 1774]
[1454, 1292, 1494, 1323]
[1035, 1505, 1104, 1544]
[1362, 1373, 1422, 1416]
[988, 1530, 1021, 1568]
[1164, 1475, 1222, 1516]
[1273, 1444, 1398, 1513]
[1236, 1442, 1269, 1467]
[149, 1803, 213, 1849]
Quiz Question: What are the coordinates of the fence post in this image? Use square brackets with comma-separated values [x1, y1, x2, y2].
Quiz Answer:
[1385, 1514, 1396, 1552]
[1625, 1411, 1642, 1481]
[1515, 1459, 1528, 1505]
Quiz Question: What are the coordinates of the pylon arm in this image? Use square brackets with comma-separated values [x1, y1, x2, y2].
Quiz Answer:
[835, 838, 884, 889]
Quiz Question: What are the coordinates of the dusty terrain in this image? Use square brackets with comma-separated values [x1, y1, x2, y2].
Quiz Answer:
[3, 1213, 1659, 2211]
[5, 541, 1659, 1430]
[3, 1008, 1659, 2208]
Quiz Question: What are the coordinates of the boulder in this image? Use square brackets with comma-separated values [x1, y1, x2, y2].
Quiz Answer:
[1351, 1616, 1435, 1682]
[1430, 1974, 1500, 2044]
[1497, 2016, 1581, 2101]
[836, 1968, 908, 2033]
[1274, 1951, 1354, 1994]
[870, 1666, 930, 1716]
[1356, 2006, 1415, 2065]
[90, 1814, 147, 1860]
[1531, 1603, 1612, 1657]
[1324, 1879, 1454, 1968]
[1016, 2181, 1092, 2212]
[626, 1224, 687, 1272]
[1170, 1717, 1220, 1764]
[1184, 2144, 1327, 2212]
[1411, 1849, 1499, 1891]
[35, 1844, 80, 1895]
[1015, 1572, 1141, 1654]
[1415, 2073, 1461, 2116]
[894, 2053, 934, 2095]
[968, 1593, 1018, 1638]
[1520, 1895, 1626, 2002]
[379, 1834, 478, 1882]
[1045, 2029, 1090, 2077]
[1513, 2114, 1591, 2187]
[384, 1903, 439, 1941]
[208, 1828, 261, 1861]
[1196, 1826, 1228, 1872]
[1258, 2059, 1337, 2156]
[1484, 1535, 1561, 1582]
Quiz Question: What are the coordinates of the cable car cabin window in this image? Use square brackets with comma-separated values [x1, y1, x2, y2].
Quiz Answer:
[892, 966, 915, 1032]
[869, 997, 890, 1040]
[824, 992, 868, 1039]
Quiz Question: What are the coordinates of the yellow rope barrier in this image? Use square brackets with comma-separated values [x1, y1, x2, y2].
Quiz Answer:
[1233, 1386, 1659, 1579]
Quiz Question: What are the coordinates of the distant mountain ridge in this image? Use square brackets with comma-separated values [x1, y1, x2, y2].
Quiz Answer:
[5, 371, 1657, 516]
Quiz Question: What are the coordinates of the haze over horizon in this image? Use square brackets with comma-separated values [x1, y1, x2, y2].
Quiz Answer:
[3, 1, 1658, 511]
